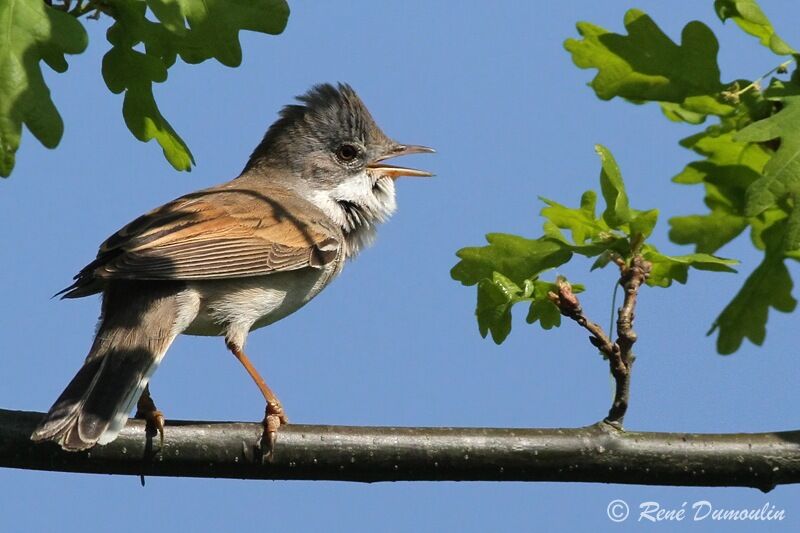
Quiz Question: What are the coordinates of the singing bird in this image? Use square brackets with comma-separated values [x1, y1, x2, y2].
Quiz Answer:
[31, 83, 434, 455]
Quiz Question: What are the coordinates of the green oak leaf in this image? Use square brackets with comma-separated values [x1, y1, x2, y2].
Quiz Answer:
[474, 275, 585, 343]
[668, 178, 752, 255]
[783, 202, 800, 253]
[709, 219, 796, 354]
[146, 0, 189, 35]
[660, 102, 708, 125]
[749, 206, 788, 251]
[539, 191, 607, 245]
[526, 281, 586, 331]
[169, 0, 289, 67]
[714, 0, 796, 55]
[595, 144, 631, 229]
[670, 124, 771, 254]
[564, 9, 731, 115]
[675, 129, 770, 186]
[103, 45, 194, 170]
[451, 235, 572, 287]
[475, 274, 530, 344]
[0, 0, 88, 177]
[103, 0, 195, 171]
[102, 0, 288, 171]
[629, 209, 659, 240]
[710, 257, 796, 353]
[526, 298, 561, 331]
[737, 86, 800, 217]
[669, 211, 748, 255]
[590, 251, 613, 271]
[643, 247, 738, 287]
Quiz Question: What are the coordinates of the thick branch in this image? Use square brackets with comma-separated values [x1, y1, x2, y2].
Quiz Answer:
[2, 409, 800, 491]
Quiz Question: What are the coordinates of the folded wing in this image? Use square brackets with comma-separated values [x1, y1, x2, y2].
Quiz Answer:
[61, 186, 341, 298]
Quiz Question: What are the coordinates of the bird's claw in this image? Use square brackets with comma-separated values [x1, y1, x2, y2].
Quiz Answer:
[260, 401, 288, 463]
[136, 386, 166, 449]
[140, 409, 165, 449]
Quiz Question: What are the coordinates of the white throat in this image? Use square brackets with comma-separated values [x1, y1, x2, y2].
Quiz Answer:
[308, 171, 397, 258]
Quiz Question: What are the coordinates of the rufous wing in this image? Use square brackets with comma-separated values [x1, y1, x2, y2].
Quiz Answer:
[60, 186, 341, 298]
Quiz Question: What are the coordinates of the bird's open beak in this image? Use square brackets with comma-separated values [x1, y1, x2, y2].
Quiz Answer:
[368, 144, 435, 179]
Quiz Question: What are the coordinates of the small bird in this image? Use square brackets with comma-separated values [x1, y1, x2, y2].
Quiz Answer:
[31, 83, 433, 455]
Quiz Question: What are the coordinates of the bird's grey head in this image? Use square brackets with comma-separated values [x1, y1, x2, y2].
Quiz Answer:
[244, 83, 433, 255]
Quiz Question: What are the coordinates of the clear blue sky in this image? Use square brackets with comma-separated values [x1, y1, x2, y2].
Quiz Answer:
[2, 1, 799, 531]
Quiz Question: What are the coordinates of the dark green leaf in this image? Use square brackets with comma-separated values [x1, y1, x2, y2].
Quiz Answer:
[526, 280, 585, 330]
[451, 235, 572, 287]
[709, 205, 797, 353]
[670, 123, 771, 254]
[749, 206, 787, 251]
[590, 251, 613, 271]
[675, 130, 770, 185]
[669, 212, 748, 254]
[103, 35, 195, 171]
[714, 0, 796, 55]
[475, 274, 524, 344]
[783, 202, 800, 253]
[169, 0, 290, 66]
[472, 273, 586, 342]
[564, 9, 730, 115]
[643, 247, 738, 287]
[709, 257, 796, 354]
[737, 86, 800, 216]
[526, 299, 561, 330]
[0, 0, 88, 176]
[102, 0, 289, 170]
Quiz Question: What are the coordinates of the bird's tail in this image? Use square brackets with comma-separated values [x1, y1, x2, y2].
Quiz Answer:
[31, 282, 182, 451]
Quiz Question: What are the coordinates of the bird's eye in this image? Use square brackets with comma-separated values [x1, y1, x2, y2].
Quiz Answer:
[336, 144, 359, 163]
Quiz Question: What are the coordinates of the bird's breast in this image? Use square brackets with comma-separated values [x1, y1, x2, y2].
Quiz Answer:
[181, 263, 341, 337]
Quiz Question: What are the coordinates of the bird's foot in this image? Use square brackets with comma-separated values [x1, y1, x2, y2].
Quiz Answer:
[260, 401, 288, 463]
[135, 388, 165, 449]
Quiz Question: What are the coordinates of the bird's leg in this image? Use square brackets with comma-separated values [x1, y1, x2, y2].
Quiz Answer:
[135, 384, 165, 448]
[226, 341, 288, 461]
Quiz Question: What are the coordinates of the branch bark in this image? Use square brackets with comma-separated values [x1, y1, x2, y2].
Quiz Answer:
[2, 409, 800, 491]
[607, 255, 651, 425]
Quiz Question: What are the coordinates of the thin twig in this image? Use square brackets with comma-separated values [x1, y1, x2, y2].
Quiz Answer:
[606, 255, 651, 425]
[548, 254, 650, 427]
[547, 277, 615, 358]
[722, 59, 795, 103]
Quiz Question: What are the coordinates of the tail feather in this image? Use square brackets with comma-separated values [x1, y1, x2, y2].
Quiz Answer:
[32, 281, 182, 451]
[30, 355, 106, 449]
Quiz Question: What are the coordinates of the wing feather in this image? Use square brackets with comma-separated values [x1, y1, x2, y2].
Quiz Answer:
[60, 186, 341, 297]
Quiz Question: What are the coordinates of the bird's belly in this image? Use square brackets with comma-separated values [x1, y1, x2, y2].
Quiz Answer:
[181, 267, 335, 337]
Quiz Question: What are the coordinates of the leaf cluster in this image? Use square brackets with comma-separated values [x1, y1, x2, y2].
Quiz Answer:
[564, 0, 800, 353]
[0, 0, 289, 177]
[451, 146, 735, 344]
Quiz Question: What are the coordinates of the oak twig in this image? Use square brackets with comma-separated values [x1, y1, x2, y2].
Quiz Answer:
[2, 409, 800, 490]
[548, 255, 651, 427]
[607, 255, 651, 424]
